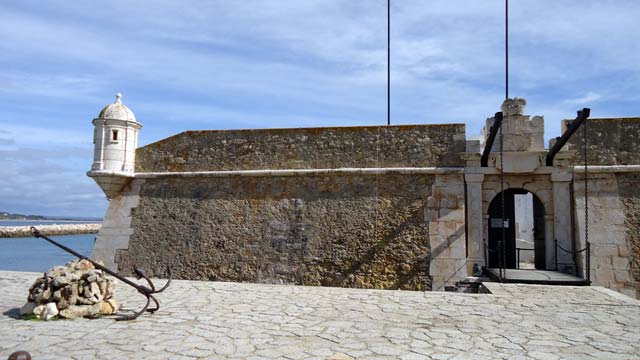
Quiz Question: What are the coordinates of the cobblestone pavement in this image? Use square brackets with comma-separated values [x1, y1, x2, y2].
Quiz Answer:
[0, 271, 639, 360]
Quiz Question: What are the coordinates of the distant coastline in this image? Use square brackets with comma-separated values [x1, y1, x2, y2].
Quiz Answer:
[0, 211, 101, 222]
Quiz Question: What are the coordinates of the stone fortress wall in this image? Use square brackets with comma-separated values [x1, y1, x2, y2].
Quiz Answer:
[89, 94, 640, 298]
[135, 125, 466, 172]
[106, 125, 467, 291]
[567, 118, 640, 298]
[568, 117, 640, 166]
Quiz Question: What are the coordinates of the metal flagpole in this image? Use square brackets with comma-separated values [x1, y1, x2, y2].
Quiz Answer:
[500, 0, 509, 279]
[387, 0, 391, 126]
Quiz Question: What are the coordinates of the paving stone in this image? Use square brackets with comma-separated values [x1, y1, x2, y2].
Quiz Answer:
[0, 271, 639, 359]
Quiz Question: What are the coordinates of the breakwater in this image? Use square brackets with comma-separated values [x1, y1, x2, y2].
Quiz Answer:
[0, 224, 101, 238]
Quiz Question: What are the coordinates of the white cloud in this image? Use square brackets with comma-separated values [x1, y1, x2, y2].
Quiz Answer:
[0, 72, 102, 100]
[0, 124, 92, 147]
[564, 92, 602, 105]
[0, 0, 639, 216]
[0, 146, 106, 218]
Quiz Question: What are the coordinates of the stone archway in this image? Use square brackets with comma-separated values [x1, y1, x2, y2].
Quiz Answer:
[487, 188, 546, 269]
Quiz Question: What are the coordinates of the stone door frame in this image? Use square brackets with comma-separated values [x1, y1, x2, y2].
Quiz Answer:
[465, 169, 576, 274]
[486, 188, 546, 269]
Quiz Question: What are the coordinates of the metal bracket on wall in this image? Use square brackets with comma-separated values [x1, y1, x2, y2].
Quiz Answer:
[546, 108, 591, 166]
[481, 112, 504, 167]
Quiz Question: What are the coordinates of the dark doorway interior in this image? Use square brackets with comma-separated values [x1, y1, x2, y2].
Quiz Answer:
[487, 189, 545, 269]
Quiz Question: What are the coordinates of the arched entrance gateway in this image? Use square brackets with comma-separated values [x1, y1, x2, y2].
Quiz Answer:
[487, 189, 545, 270]
[462, 98, 590, 285]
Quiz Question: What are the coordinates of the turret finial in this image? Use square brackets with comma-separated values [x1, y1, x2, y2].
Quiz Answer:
[501, 97, 526, 116]
[115, 93, 123, 104]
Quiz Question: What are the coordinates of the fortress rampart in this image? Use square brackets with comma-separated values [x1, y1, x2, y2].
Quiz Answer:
[565, 118, 640, 297]
[96, 124, 467, 291]
[135, 124, 466, 172]
[87, 95, 640, 298]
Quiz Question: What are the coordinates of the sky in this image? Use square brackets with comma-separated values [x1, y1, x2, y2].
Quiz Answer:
[1, 0, 639, 218]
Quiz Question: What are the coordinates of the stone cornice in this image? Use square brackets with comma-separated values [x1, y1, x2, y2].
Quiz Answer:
[132, 167, 465, 178]
[572, 165, 640, 173]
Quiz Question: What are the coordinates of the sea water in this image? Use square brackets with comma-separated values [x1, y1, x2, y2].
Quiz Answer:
[0, 220, 97, 272]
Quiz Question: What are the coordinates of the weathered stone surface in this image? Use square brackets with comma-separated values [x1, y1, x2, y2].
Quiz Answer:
[427, 174, 466, 290]
[135, 124, 466, 172]
[485, 100, 545, 153]
[25, 259, 117, 319]
[98, 299, 118, 315]
[74, 259, 95, 271]
[1, 271, 639, 359]
[19, 302, 35, 316]
[91, 103, 640, 301]
[60, 304, 100, 319]
[41, 302, 59, 321]
[566, 117, 640, 165]
[500, 97, 527, 116]
[92, 179, 142, 271]
[616, 173, 640, 298]
[117, 174, 434, 290]
[32, 304, 45, 317]
[327, 353, 354, 360]
[574, 173, 637, 298]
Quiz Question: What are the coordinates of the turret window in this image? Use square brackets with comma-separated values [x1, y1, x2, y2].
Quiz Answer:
[112, 130, 118, 141]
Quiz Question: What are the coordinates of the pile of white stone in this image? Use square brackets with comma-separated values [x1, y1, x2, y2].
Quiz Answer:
[20, 259, 118, 320]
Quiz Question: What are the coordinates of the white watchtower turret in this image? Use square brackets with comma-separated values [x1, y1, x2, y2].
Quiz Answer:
[87, 93, 142, 199]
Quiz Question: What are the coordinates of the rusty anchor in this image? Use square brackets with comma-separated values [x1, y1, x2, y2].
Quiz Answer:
[30, 226, 170, 321]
